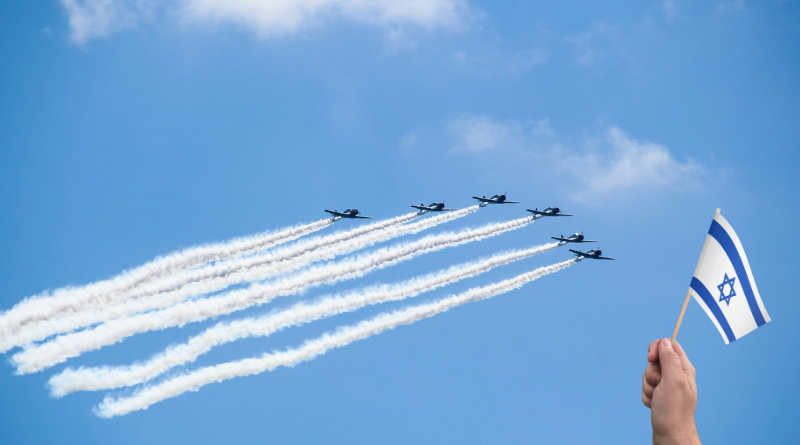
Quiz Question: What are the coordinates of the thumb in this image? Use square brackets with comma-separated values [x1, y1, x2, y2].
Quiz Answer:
[657, 339, 684, 380]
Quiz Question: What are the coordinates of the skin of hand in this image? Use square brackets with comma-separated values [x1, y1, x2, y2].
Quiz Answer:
[642, 339, 701, 445]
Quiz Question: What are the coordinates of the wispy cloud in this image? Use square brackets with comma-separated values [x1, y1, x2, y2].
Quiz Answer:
[530, 118, 554, 137]
[448, 114, 552, 154]
[663, 0, 679, 23]
[448, 41, 550, 75]
[61, 0, 474, 44]
[61, 0, 157, 44]
[509, 47, 550, 72]
[431, 114, 706, 202]
[565, 22, 619, 67]
[561, 127, 704, 203]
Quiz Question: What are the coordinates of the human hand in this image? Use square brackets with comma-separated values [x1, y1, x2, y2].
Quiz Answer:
[642, 339, 701, 445]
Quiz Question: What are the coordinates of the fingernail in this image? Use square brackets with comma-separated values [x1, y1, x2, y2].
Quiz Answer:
[661, 339, 672, 349]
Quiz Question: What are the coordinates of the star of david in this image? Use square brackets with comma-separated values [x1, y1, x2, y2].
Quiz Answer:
[717, 273, 736, 306]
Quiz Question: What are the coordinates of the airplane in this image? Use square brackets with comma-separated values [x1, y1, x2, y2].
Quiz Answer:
[324, 208, 373, 221]
[411, 202, 458, 212]
[472, 194, 520, 207]
[569, 249, 615, 260]
[527, 207, 572, 217]
[552, 233, 598, 244]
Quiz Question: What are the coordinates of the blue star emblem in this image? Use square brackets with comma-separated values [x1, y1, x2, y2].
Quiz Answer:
[717, 273, 737, 306]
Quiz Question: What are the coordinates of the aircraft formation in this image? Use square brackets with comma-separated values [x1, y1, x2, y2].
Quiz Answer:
[0, 191, 613, 417]
[325, 193, 615, 261]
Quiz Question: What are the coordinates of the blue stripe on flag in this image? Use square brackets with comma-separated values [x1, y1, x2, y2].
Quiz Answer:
[708, 220, 766, 327]
[691, 277, 736, 343]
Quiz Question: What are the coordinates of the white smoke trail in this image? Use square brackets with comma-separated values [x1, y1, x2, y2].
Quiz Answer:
[0, 219, 334, 343]
[49, 242, 560, 396]
[94, 259, 577, 418]
[1, 210, 443, 353]
[12, 214, 532, 374]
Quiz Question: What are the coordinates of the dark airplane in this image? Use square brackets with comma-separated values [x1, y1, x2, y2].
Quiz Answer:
[527, 207, 572, 217]
[472, 194, 520, 207]
[324, 209, 373, 221]
[570, 249, 615, 260]
[552, 233, 598, 244]
[411, 202, 458, 212]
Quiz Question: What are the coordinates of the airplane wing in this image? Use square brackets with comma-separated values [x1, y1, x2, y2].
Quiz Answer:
[472, 196, 490, 202]
[411, 205, 428, 211]
[569, 249, 615, 260]
[500, 200, 520, 204]
[324, 209, 343, 217]
[552, 236, 569, 242]
[528, 209, 572, 216]
[578, 239, 599, 243]
[353, 215, 373, 219]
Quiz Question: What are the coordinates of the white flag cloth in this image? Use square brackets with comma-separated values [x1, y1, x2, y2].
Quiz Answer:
[690, 209, 770, 344]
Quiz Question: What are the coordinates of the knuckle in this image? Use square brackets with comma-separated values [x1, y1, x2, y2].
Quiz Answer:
[641, 391, 652, 408]
[645, 367, 661, 386]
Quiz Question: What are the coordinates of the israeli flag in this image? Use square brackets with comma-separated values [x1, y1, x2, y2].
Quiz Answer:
[690, 209, 770, 344]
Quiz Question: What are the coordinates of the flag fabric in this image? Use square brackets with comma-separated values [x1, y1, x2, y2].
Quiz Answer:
[690, 209, 770, 344]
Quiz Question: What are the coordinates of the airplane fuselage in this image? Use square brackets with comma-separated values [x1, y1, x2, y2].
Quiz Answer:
[527, 207, 572, 217]
[412, 202, 449, 212]
[324, 208, 373, 221]
[552, 233, 597, 243]
[569, 248, 615, 260]
[472, 194, 520, 206]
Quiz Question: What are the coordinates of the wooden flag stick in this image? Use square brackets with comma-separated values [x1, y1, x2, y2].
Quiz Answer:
[671, 289, 692, 344]
[671, 208, 718, 344]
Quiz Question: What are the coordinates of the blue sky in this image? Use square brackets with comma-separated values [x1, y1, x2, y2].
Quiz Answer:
[1, 0, 799, 443]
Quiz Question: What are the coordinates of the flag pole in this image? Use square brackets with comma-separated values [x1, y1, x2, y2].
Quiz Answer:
[671, 289, 692, 344]
[672, 208, 719, 343]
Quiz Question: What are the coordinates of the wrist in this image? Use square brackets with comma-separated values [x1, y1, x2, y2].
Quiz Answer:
[652, 423, 701, 445]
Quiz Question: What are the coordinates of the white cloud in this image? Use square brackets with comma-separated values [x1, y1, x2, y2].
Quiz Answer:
[565, 22, 618, 67]
[449, 43, 550, 74]
[448, 114, 521, 154]
[509, 47, 549, 72]
[61, 0, 157, 44]
[440, 115, 705, 202]
[60, 0, 473, 44]
[450, 51, 467, 62]
[663, 0, 678, 23]
[448, 114, 552, 154]
[184, 0, 469, 36]
[530, 118, 554, 137]
[561, 127, 704, 202]
[399, 131, 419, 153]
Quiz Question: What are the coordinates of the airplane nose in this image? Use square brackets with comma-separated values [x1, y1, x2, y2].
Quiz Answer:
[499, 194, 506, 201]
[353, 209, 358, 215]
[554, 207, 559, 213]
